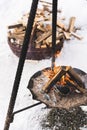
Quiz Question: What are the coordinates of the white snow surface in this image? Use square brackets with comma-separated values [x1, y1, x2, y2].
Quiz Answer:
[0, 0, 87, 130]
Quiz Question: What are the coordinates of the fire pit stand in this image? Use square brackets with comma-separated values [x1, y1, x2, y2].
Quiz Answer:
[3, 0, 87, 130]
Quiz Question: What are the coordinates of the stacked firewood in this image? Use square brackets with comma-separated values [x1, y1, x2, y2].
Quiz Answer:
[8, 1, 82, 48]
[42, 66, 87, 94]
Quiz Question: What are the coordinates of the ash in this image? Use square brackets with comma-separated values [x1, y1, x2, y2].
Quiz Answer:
[41, 107, 87, 130]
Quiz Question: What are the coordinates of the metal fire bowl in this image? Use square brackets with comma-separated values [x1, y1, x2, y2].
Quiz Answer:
[27, 66, 87, 109]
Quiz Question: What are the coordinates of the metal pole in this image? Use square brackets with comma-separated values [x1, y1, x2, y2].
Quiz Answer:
[13, 102, 42, 115]
[51, 0, 58, 70]
[3, 0, 39, 130]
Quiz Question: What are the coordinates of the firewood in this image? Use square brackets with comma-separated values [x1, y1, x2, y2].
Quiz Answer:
[35, 15, 45, 22]
[8, 23, 23, 29]
[41, 44, 47, 48]
[42, 66, 67, 93]
[57, 20, 67, 31]
[63, 31, 71, 40]
[56, 33, 64, 40]
[56, 40, 60, 45]
[68, 17, 76, 32]
[45, 33, 63, 47]
[36, 31, 43, 38]
[58, 28, 63, 33]
[46, 35, 52, 44]
[67, 66, 86, 93]
[37, 25, 46, 32]
[36, 9, 44, 15]
[12, 31, 25, 35]
[38, 17, 50, 22]
[46, 32, 63, 44]
[45, 24, 52, 31]
[66, 79, 86, 94]
[8, 34, 24, 40]
[35, 43, 41, 48]
[35, 31, 52, 44]
[13, 27, 26, 35]
[29, 23, 37, 47]
[70, 32, 83, 40]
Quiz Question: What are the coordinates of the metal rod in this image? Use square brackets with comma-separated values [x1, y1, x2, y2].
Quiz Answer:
[13, 102, 42, 115]
[51, 0, 58, 70]
[3, 0, 39, 130]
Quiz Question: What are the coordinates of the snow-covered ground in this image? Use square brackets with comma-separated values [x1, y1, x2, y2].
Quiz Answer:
[0, 0, 87, 130]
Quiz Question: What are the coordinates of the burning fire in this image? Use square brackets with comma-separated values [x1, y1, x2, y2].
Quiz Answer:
[42, 66, 86, 94]
[43, 66, 71, 86]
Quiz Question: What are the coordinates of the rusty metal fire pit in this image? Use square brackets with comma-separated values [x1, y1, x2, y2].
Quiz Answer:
[8, 36, 64, 60]
[27, 66, 87, 110]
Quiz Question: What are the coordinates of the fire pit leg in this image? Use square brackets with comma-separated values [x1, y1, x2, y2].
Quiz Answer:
[3, 0, 39, 130]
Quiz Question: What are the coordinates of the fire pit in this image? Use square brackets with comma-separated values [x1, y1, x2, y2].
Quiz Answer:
[28, 66, 87, 109]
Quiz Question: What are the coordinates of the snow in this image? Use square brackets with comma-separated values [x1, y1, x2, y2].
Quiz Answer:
[0, 0, 87, 130]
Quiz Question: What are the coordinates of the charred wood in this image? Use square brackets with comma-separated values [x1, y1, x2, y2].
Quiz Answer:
[67, 66, 86, 93]
[42, 66, 66, 93]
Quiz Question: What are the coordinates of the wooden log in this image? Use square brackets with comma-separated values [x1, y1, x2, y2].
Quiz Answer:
[70, 32, 83, 40]
[8, 33, 24, 40]
[35, 31, 52, 44]
[41, 44, 47, 48]
[45, 24, 52, 31]
[8, 24, 23, 29]
[35, 17, 44, 22]
[67, 66, 86, 93]
[63, 31, 71, 40]
[36, 31, 43, 38]
[45, 35, 52, 44]
[42, 66, 67, 93]
[13, 26, 26, 33]
[37, 25, 46, 32]
[56, 40, 60, 45]
[13, 31, 25, 35]
[56, 33, 64, 40]
[12, 30, 25, 36]
[29, 23, 37, 47]
[66, 79, 86, 94]
[68, 17, 76, 32]
[58, 28, 63, 33]
[57, 20, 67, 31]
[45, 32, 64, 47]
[35, 43, 41, 48]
